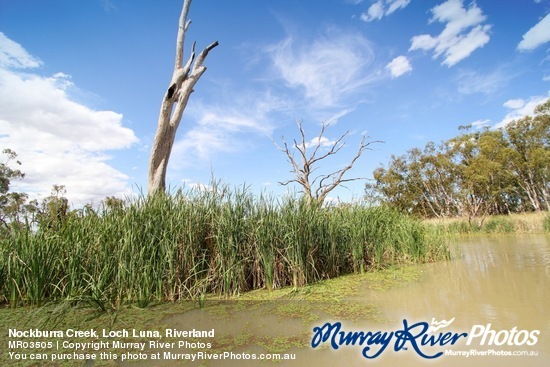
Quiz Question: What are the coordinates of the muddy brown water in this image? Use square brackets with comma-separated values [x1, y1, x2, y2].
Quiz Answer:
[120, 234, 550, 366]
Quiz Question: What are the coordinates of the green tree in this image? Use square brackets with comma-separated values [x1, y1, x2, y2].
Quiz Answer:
[366, 155, 419, 212]
[0, 149, 30, 231]
[37, 185, 70, 231]
[367, 142, 461, 218]
[447, 129, 514, 223]
[367, 98, 550, 218]
[0, 150, 73, 234]
[104, 196, 124, 212]
[416, 142, 460, 217]
[504, 101, 550, 211]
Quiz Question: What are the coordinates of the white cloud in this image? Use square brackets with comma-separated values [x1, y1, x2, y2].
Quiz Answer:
[470, 118, 490, 129]
[386, 0, 411, 15]
[304, 136, 337, 149]
[101, 0, 116, 12]
[0, 33, 138, 205]
[267, 30, 378, 111]
[0, 32, 42, 69]
[171, 27, 383, 172]
[456, 68, 512, 95]
[502, 98, 525, 109]
[181, 178, 213, 192]
[169, 28, 381, 173]
[386, 55, 412, 77]
[443, 25, 491, 66]
[361, 1, 384, 22]
[410, 0, 491, 67]
[360, 0, 411, 22]
[170, 94, 279, 168]
[494, 93, 549, 128]
[517, 13, 550, 51]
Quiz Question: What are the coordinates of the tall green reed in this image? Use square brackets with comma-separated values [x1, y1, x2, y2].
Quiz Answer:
[0, 184, 449, 308]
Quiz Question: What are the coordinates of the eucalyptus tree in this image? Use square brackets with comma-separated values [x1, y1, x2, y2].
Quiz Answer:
[0, 149, 26, 230]
[504, 100, 550, 211]
[448, 130, 513, 222]
[366, 98, 549, 218]
[367, 155, 419, 213]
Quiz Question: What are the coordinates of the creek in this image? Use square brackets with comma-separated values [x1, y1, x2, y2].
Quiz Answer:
[121, 234, 550, 366]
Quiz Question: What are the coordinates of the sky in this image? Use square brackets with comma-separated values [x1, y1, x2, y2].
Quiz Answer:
[1, 0, 549, 206]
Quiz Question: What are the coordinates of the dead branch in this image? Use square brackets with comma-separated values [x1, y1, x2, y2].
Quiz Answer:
[276, 120, 380, 205]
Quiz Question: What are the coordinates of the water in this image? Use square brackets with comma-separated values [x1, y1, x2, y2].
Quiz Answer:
[373, 234, 550, 327]
[361, 234, 550, 366]
[121, 234, 550, 366]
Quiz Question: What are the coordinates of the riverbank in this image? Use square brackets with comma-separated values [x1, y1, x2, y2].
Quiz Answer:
[423, 211, 550, 235]
[0, 265, 424, 367]
[3, 233, 548, 366]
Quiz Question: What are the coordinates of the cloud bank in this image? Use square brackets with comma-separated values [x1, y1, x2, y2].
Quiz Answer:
[0, 32, 138, 205]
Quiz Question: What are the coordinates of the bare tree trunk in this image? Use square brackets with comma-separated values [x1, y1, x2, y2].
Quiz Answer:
[148, 0, 218, 195]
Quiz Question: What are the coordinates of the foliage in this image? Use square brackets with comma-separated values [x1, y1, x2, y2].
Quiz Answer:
[35, 185, 70, 231]
[0, 149, 76, 238]
[0, 183, 448, 308]
[0, 149, 24, 194]
[367, 99, 550, 219]
[0, 149, 33, 234]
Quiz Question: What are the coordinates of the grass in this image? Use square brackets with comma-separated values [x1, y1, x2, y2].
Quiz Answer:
[544, 213, 550, 232]
[0, 265, 423, 367]
[0, 183, 449, 309]
[424, 211, 550, 235]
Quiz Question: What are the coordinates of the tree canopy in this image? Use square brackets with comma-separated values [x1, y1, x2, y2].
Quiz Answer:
[366, 99, 550, 220]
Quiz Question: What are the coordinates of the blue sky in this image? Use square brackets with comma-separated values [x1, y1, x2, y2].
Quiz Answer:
[1, 0, 549, 205]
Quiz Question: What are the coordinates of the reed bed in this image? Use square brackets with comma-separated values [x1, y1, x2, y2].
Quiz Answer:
[424, 211, 550, 235]
[0, 184, 448, 308]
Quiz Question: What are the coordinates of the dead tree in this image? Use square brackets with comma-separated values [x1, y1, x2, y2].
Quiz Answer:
[148, 0, 218, 195]
[276, 120, 378, 206]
